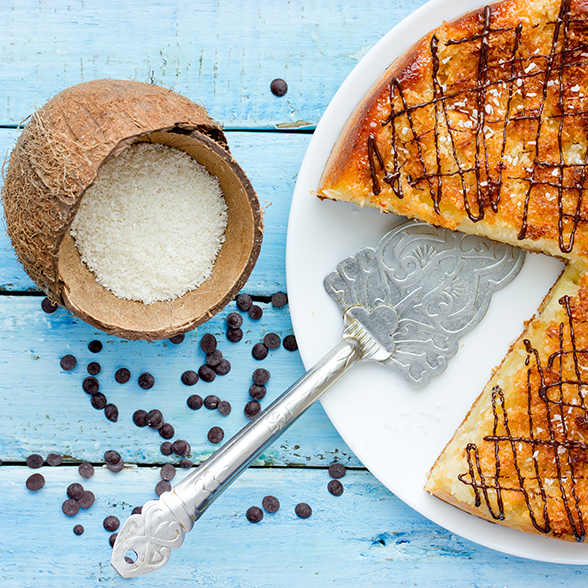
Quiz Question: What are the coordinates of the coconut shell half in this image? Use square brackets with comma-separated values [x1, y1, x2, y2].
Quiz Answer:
[2, 79, 263, 340]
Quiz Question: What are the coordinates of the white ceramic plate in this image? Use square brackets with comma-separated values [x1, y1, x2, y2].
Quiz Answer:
[286, 0, 588, 564]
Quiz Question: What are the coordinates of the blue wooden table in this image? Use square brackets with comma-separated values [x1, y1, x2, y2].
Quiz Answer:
[1, 1, 587, 586]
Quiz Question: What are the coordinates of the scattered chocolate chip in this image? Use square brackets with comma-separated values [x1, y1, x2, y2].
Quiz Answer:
[109, 533, 118, 547]
[252, 368, 271, 386]
[73, 524, 84, 535]
[132, 506, 143, 515]
[295, 502, 312, 519]
[215, 359, 231, 376]
[78, 462, 94, 479]
[246, 506, 263, 523]
[327, 480, 344, 496]
[26, 473, 45, 491]
[47, 453, 63, 466]
[244, 400, 261, 419]
[249, 384, 267, 400]
[107, 460, 125, 473]
[283, 334, 298, 351]
[160, 442, 173, 456]
[78, 490, 95, 509]
[262, 495, 280, 513]
[329, 463, 346, 479]
[270, 78, 288, 97]
[252, 343, 269, 360]
[146, 409, 164, 430]
[206, 350, 223, 367]
[171, 439, 190, 457]
[200, 333, 217, 354]
[181, 370, 198, 386]
[155, 480, 172, 496]
[248, 305, 263, 320]
[226, 312, 243, 329]
[87, 362, 101, 375]
[104, 450, 122, 465]
[159, 423, 175, 440]
[26, 454, 44, 469]
[271, 292, 288, 307]
[160, 464, 176, 481]
[67, 483, 85, 500]
[169, 333, 185, 345]
[198, 365, 216, 383]
[236, 294, 253, 312]
[82, 377, 100, 395]
[105, 403, 119, 422]
[226, 328, 243, 343]
[91, 392, 107, 410]
[138, 372, 155, 390]
[187, 394, 203, 410]
[208, 426, 224, 444]
[41, 297, 58, 314]
[60, 354, 77, 371]
[179, 459, 193, 469]
[103, 515, 120, 532]
[264, 333, 281, 350]
[115, 368, 131, 384]
[204, 395, 220, 410]
[88, 340, 103, 353]
[133, 409, 148, 427]
[62, 498, 80, 516]
[218, 400, 232, 416]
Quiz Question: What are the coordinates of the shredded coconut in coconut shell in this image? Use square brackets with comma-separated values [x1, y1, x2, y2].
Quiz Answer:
[70, 143, 228, 304]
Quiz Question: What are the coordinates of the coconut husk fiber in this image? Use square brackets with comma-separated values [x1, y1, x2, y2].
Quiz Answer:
[2, 79, 263, 340]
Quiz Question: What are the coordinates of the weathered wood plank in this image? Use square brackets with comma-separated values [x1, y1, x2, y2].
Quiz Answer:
[0, 129, 309, 295]
[0, 0, 429, 128]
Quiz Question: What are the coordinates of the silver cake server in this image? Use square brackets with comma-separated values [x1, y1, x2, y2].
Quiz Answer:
[111, 220, 525, 578]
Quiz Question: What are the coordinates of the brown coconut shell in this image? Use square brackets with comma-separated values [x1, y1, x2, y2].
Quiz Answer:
[2, 79, 263, 340]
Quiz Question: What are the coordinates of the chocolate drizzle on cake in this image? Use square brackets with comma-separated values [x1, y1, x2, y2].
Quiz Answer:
[368, 0, 588, 253]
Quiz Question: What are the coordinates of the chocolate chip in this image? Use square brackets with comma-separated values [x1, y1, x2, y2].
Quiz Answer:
[226, 312, 243, 329]
[160, 442, 173, 456]
[295, 502, 312, 519]
[78, 462, 94, 479]
[206, 350, 223, 367]
[73, 524, 84, 535]
[133, 409, 148, 427]
[244, 400, 261, 419]
[91, 392, 107, 410]
[62, 498, 80, 516]
[88, 340, 103, 353]
[181, 370, 198, 386]
[214, 359, 231, 376]
[138, 372, 155, 390]
[159, 422, 175, 440]
[171, 439, 190, 457]
[107, 460, 124, 473]
[252, 368, 271, 385]
[204, 395, 220, 410]
[327, 480, 344, 496]
[109, 533, 118, 547]
[160, 464, 176, 481]
[249, 384, 267, 400]
[200, 333, 217, 354]
[264, 333, 281, 350]
[248, 305, 263, 320]
[329, 463, 346, 479]
[226, 328, 243, 343]
[78, 490, 95, 509]
[236, 294, 253, 312]
[87, 362, 101, 375]
[208, 426, 224, 444]
[252, 343, 268, 360]
[179, 459, 193, 469]
[271, 292, 288, 307]
[187, 394, 203, 410]
[82, 376, 100, 395]
[67, 483, 84, 500]
[155, 480, 172, 496]
[262, 495, 280, 513]
[41, 297, 58, 314]
[246, 506, 263, 523]
[270, 78, 288, 97]
[115, 368, 131, 384]
[105, 403, 119, 422]
[169, 333, 185, 344]
[60, 354, 77, 371]
[104, 450, 121, 465]
[102, 515, 120, 532]
[132, 506, 143, 515]
[47, 453, 63, 466]
[218, 400, 232, 416]
[198, 365, 216, 383]
[26, 454, 44, 469]
[283, 334, 298, 351]
[146, 409, 164, 430]
[26, 473, 45, 491]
